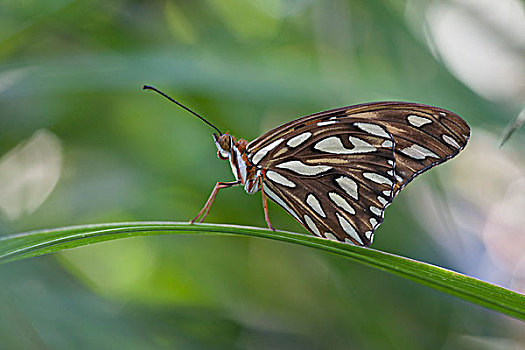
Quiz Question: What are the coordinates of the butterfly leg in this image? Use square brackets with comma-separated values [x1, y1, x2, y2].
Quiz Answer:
[190, 180, 240, 224]
[259, 178, 275, 231]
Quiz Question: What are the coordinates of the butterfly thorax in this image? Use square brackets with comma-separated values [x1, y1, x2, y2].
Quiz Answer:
[213, 133, 260, 194]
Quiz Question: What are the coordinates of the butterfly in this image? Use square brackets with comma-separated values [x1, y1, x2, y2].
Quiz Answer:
[144, 85, 470, 246]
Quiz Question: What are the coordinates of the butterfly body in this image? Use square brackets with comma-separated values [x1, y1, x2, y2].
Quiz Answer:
[213, 133, 261, 194]
[143, 87, 469, 247]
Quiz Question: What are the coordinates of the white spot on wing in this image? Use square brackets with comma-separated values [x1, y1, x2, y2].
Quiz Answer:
[400, 144, 439, 160]
[328, 192, 355, 214]
[344, 238, 356, 245]
[263, 185, 301, 223]
[370, 218, 378, 227]
[276, 160, 331, 176]
[383, 190, 392, 197]
[251, 138, 284, 164]
[336, 213, 363, 245]
[335, 176, 358, 200]
[266, 171, 296, 187]
[442, 134, 460, 148]
[370, 206, 382, 216]
[363, 172, 393, 186]
[324, 232, 338, 241]
[407, 115, 432, 127]
[314, 137, 343, 153]
[304, 214, 321, 236]
[382, 140, 393, 148]
[354, 122, 390, 138]
[377, 196, 388, 206]
[286, 132, 312, 148]
[365, 231, 373, 240]
[348, 136, 377, 152]
[314, 136, 376, 154]
[317, 120, 337, 126]
[306, 194, 326, 217]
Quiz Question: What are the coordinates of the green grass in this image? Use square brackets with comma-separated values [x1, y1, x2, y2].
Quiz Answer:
[1, 222, 523, 321]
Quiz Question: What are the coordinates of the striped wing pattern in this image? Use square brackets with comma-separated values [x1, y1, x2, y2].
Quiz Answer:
[246, 102, 470, 246]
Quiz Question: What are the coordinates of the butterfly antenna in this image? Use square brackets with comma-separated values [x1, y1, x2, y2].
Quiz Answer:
[143, 85, 222, 135]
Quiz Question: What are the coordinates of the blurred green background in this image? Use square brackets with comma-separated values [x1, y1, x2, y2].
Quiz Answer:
[1, 0, 525, 349]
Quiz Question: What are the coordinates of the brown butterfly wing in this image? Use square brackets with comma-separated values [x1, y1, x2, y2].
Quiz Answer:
[260, 125, 396, 246]
[247, 102, 470, 246]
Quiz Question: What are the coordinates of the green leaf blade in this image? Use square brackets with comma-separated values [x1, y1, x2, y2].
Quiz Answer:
[1, 222, 523, 320]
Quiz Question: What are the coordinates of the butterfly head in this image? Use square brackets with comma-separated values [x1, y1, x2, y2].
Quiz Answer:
[213, 133, 233, 160]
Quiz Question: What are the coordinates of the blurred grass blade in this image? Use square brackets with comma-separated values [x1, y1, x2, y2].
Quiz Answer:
[1, 222, 523, 320]
[500, 107, 525, 147]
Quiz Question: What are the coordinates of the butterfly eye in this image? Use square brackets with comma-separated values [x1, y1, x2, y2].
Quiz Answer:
[218, 134, 232, 150]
